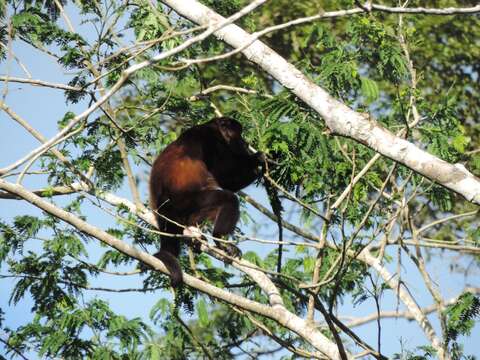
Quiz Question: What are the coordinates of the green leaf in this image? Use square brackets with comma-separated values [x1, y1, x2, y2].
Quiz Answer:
[452, 134, 469, 154]
[445, 292, 480, 343]
[360, 77, 379, 103]
[149, 343, 162, 360]
[472, 154, 480, 173]
[197, 299, 209, 327]
[150, 298, 170, 324]
[303, 256, 315, 273]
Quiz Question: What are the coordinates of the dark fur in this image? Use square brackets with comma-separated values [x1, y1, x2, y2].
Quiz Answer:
[149, 117, 264, 287]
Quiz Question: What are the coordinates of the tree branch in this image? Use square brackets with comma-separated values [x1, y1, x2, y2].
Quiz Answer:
[357, 249, 445, 357]
[0, 0, 269, 177]
[0, 178, 350, 360]
[160, 0, 480, 205]
[345, 287, 480, 328]
[0, 76, 83, 92]
[371, 3, 480, 15]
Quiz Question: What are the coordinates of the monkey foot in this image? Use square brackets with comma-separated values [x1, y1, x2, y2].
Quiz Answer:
[183, 226, 202, 238]
[183, 226, 203, 253]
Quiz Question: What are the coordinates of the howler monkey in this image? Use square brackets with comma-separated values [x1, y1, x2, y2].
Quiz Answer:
[149, 117, 264, 287]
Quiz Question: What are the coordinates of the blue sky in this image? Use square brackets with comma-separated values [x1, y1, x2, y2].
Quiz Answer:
[1, 4, 479, 358]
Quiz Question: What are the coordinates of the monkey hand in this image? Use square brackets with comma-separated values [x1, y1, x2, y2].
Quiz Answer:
[253, 151, 267, 175]
[183, 226, 202, 238]
[183, 226, 203, 254]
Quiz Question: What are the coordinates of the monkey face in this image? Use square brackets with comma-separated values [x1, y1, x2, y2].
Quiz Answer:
[215, 117, 251, 155]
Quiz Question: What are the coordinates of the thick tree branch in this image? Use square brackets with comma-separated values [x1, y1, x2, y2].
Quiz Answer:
[0, 179, 349, 360]
[161, 0, 480, 205]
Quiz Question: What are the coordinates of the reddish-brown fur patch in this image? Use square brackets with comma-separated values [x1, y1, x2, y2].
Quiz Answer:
[149, 118, 263, 287]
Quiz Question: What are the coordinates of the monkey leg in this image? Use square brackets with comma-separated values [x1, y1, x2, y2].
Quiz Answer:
[185, 190, 242, 258]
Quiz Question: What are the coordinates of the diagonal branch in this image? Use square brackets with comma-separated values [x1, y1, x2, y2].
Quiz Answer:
[160, 0, 480, 205]
[0, 178, 349, 359]
[357, 249, 444, 357]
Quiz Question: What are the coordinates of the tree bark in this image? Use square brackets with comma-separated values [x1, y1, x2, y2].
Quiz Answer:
[161, 0, 480, 205]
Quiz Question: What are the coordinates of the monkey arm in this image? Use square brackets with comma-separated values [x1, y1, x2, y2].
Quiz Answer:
[217, 151, 265, 192]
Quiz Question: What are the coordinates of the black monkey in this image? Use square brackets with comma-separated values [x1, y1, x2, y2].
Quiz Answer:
[149, 117, 264, 287]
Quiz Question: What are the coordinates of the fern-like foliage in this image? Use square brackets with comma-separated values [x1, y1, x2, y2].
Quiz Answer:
[445, 292, 480, 359]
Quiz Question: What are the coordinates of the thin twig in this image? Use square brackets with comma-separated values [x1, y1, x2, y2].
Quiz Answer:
[0, 76, 87, 92]
[175, 314, 215, 360]
[0, 336, 30, 360]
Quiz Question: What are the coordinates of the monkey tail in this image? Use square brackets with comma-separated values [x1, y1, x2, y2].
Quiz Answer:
[155, 247, 183, 287]
[150, 189, 183, 287]
[154, 221, 183, 287]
